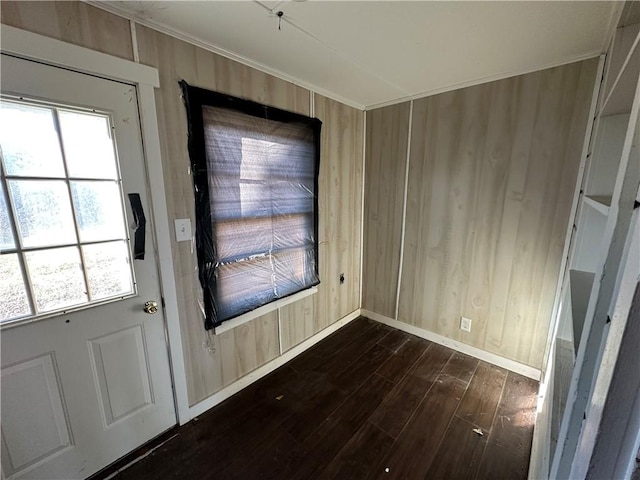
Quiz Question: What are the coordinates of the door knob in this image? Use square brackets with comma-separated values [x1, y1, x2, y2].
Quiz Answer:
[144, 301, 158, 314]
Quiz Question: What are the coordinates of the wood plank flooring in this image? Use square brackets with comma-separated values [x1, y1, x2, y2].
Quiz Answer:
[108, 318, 538, 480]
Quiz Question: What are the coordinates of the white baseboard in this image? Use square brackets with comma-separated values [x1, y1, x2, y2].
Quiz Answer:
[529, 368, 552, 480]
[361, 309, 541, 381]
[189, 308, 361, 419]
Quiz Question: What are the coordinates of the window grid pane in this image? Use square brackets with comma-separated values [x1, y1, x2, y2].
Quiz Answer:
[0, 97, 135, 323]
[82, 241, 133, 301]
[25, 246, 88, 313]
[0, 101, 65, 178]
[0, 181, 16, 251]
[8, 179, 78, 248]
[0, 253, 32, 320]
[59, 110, 119, 180]
[71, 180, 127, 243]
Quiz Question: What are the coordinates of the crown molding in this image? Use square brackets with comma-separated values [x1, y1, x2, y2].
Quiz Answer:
[85, 1, 366, 111]
[364, 51, 603, 111]
[86, 1, 616, 112]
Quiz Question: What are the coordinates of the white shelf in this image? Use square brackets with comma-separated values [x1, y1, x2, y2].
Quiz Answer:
[572, 205, 608, 273]
[569, 269, 595, 351]
[603, 23, 640, 104]
[545, 16, 640, 479]
[551, 338, 575, 451]
[601, 27, 640, 116]
[586, 113, 630, 197]
[583, 195, 612, 216]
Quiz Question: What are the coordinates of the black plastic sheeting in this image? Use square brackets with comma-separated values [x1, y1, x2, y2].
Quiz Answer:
[181, 81, 322, 330]
[127, 193, 146, 260]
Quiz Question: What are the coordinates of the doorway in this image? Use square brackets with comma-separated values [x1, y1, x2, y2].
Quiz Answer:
[1, 54, 177, 480]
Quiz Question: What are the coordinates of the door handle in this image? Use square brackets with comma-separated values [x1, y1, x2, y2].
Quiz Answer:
[143, 301, 158, 314]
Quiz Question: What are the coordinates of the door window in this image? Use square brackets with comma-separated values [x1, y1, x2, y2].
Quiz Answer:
[0, 98, 134, 323]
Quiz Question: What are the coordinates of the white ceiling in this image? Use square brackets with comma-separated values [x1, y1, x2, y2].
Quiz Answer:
[97, 1, 621, 109]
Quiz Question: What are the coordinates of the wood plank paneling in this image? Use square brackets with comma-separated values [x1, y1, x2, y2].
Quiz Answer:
[369, 343, 451, 438]
[212, 56, 310, 114]
[280, 95, 364, 351]
[288, 317, 373, 372]
[377, 329, 409, 351]
[442, 352, 480, 384]
[316, 421, 394, 480]
[373, 373, 468, 479]
[110, 320, 538, 480]
[388, 59, 598, 369]
[375, 335, 429, 383]
[362, 102, 411, 317]
[282, 321, 392, 444]
[478, 372, 538, 479]
[425, 416, 488, 480]
[134, 25, 362, 406]
[219, 312, 280, 386]
[1, 1, 134, 61]
[136, 27, 222, 405]
[455, 361, 507, 430]
[293, 373, 395, 479]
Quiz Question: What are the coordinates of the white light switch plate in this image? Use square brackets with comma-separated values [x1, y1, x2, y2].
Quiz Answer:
[174, 218, 192, 242]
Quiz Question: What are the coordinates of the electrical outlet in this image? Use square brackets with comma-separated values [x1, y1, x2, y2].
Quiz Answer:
[460, 316, 472, 333]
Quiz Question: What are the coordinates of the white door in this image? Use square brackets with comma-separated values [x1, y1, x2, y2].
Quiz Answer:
[0, 55, 176, 479]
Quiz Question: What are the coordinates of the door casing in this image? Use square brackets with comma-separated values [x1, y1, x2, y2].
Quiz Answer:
[0, 24, 191, 426]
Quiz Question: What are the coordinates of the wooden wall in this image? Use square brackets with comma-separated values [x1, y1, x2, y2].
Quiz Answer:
[1, 1, 364, 406]
[279, 94, 363, 351]
[1, 0, 598, 390]
[362, 103, 411, 318]
[363, 59, 598, 369]
[1, 1, 134, 61]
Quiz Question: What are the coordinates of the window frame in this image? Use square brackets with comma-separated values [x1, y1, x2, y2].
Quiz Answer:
[180, 81, 322, 330]
[0, 95, 137, 326]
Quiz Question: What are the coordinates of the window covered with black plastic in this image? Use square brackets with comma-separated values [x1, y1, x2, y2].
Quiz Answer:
[181, 82, 321, 330]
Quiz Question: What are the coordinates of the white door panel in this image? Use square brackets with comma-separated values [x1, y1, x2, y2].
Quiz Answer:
[1, 54, 176, 479]
[1, 354, 72, 478]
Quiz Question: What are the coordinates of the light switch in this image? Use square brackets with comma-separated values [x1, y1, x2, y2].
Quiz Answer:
[174, 218, 192, 242]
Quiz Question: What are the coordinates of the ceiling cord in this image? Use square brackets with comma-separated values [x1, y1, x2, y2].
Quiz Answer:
[277, 11, 283, 31]
[252, 0, 408, 96]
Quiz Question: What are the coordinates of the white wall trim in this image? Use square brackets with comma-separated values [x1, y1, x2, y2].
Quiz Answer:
[361, 309, 541, 381]
[86, 1, 365, 111]
[365, 53, 603, 111]
[528, 53, 605, 479]
[394, 100, 413, 321]
[136, 85, 191, 426]
[86, 1, 607, 113]
[552, 53, 640, 480]
[189, 308, 361, 418]
[529, 340, 556, 480]
[276, 308, 284, 356]
[603, 1, 627, 60]
[0, 24, 158, 87]
[541, 55, 606, 377]
[213, 287, 318, 335]
[570, 208, 640, 479]
[1, 25, 191, 426]
[601, 27, 640, 114]
[310, 90, 315, 118]
[129, 20, 140, 63]
[359, 110, 367, 309]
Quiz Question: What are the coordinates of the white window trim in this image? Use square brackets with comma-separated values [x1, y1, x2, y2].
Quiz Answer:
[213, 286, 317, 334]
[0, 25, 190, 425]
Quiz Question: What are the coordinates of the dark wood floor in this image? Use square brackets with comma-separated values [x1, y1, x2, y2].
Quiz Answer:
[111, 318, 538, 480]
